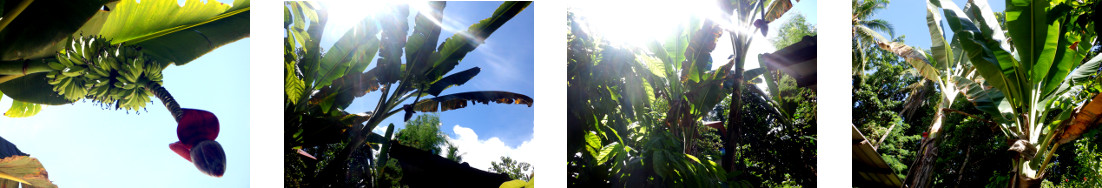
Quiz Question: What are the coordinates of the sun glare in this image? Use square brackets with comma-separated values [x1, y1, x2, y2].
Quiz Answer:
[571, 0, 729, 48]
[322, 1, 390, 26]
[320, 1, 477, 45]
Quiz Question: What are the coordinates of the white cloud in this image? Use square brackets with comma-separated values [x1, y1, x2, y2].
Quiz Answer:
[443, 124, 537, 172]
[372, 124, 391, 135]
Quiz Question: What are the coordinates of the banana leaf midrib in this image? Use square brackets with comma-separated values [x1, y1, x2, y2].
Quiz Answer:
[112, 6, 250, 45]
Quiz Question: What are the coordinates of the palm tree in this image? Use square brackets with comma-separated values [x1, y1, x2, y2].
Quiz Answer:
[852, 0, 895, 76]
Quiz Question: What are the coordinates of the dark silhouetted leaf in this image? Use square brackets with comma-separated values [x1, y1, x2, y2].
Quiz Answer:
[412, 91, 532, 112]
[404, 2, 445, 85]
[0, 0, 109, 61]
[426, 67, 480, 96]
[0, 72, 70, 105]
[425, 2, 530, 82]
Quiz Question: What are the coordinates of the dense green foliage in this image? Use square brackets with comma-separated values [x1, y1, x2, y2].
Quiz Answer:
[852, 36, 924, 180]
[395, 114, 447, 154]
[712, 75, 817, 187]
[771, 14, 816, 50]
[491, 156, 533, 182]
[566, 0, 814, 185]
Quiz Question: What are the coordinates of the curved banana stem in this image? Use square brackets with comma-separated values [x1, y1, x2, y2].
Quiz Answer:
[146, 82, 183, 122]
[0, 0, 35, 33]
[0, 59, 52, 75]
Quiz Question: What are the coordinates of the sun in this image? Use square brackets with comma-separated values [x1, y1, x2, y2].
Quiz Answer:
[570, 0, 730, 48]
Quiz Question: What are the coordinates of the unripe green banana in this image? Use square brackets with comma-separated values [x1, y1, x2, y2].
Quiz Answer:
[46, 35, 168, 111]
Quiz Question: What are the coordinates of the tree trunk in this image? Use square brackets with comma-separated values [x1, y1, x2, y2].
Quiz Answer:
[904, 110, 945, 187]
[723, 57, 744, 173]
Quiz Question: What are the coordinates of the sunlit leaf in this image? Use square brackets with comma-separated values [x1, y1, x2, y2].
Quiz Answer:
[877, 41, 940, 83]
[763, 0, 793, 22]
[4, 100, 40, 118]
[315, 16, 379, 89]
[584, 131, 600, 158]
[285, 61, 305, 105]
[96, 0, 250, 66]
[1057, 93, 1102, 144]
[0, 136, 55, 188]
[936, 0, 1020, 106]
[925, 0, 951, 69]
[596, 142, 622, 164]
[498, 179, 531, 188]
[0, 156, 54, 188]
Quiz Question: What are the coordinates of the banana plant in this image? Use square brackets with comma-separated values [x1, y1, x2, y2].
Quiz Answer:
[0, 0, 248, 177]
[717, 0, 797, 174]
[567, 11, 733, 187]
[284, 2, 533, 187]
[566, 2, 819, 184]
[882, 0, 1102, 186]
[872, 1, 974, 184]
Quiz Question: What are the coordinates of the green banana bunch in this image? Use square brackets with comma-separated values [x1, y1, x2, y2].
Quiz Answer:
[45, 35, 165, 111]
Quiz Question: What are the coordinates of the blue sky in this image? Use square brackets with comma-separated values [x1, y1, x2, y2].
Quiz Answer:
[0, 0, 249, 186]
[318, 2, 535, 170]
[871, 0, 1005, 50]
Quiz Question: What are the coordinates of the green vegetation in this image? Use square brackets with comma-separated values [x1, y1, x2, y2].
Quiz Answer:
[492, 156, 533, 182]
[853, 0, 1102, 187]
[567, 0, 815, 186]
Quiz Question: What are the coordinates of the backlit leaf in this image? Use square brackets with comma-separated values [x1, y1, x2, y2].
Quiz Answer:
[286, 61, 305, 105]
[0, 136, 54, 188]
[96, 0, 250, 66]
[3, 100, 40, 118]
[316, 16, 379, 89]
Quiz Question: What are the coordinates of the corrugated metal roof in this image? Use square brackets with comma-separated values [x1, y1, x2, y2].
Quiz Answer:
[853, 125, 904, 187]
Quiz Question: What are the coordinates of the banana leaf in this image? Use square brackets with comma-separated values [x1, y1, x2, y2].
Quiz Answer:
[96, 0, 250, 67]
[0, 0, 109, 61]
[424, 2, 530, 82]
[0, 136, 54, 188]
[411, 91, 533, 113]
[314, 16, 379, 90]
